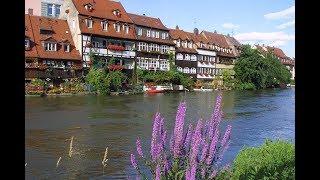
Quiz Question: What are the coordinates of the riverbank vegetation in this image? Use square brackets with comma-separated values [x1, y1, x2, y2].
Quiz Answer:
[233, 45, 291, 90]
[217, 140, 295, 179]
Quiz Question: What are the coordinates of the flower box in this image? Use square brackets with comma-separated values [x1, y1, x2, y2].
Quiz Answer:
[107, 44, 125, 51]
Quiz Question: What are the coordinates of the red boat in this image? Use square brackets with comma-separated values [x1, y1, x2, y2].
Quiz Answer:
[146, 86, 165, 94]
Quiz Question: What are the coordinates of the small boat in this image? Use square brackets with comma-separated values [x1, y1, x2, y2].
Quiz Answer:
[193, 87, 213, 92]
[146, 86, 165, 93]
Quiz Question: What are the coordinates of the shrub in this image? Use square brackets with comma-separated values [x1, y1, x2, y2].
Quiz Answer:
[235, 82, 256, 90]
[231, 140, 295, 180]
[85, 68, 110, 95]
[130, 93, 233, 179]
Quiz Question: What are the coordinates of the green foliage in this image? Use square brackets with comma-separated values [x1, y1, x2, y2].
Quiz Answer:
[235, 82, 256, 90]
[221, 69, 235, 89]
[89, 51, 106, 69]
[30, 78, 46, 86]
[234, 45, 291, 90]
[107, 70, 127, 91]
[231, 140, 295, 180]
[85, 68, 110, 95]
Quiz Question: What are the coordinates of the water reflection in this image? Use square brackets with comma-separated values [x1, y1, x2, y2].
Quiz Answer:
[25, 88, 295, 179]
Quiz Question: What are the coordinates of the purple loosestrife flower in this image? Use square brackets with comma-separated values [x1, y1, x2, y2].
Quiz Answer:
[173, 101, 187, 157]
[155, 164, 161, 180]
[131, 154, 137, 169]
[151, 112, 161, 161]
[136, 138, 143, 158]
[206, 129, 220, 166]
[185, 168, 190, 180]
[189, 164, 197, 180]
[208, 94, 223, 139]
[209, 170, 218, 179]
[190, 120, 203, 164]
[201, 166, 206, 178]
[221, 125, 232, 148]
[200, 141, 209, 162]
[169, 134, 174, 153]
[184, 124, 193, 151]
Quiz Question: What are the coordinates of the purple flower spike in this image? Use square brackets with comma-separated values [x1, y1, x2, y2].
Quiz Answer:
[151, 112, 161, 161]
[155, 164, 161, 180]
[184, 124, 193, 151]
[189, 164, 197, 180]
[200, 140, 209, 162]
[190, 120, 203, 164]
[136, 138, 144, 158]
[221, 125, 232, 148]
[209, 170, 218, 179]
[173, 102, 187, 157]
[206, 129, 220, 165]
[131, 154, 137, 169]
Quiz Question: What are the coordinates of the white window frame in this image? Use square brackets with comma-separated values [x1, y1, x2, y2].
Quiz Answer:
[161, 33, 166, 39]
[147, 30, 151, 37]
[160, 61, 168, 70]
[101, 21, 108, 31]
[188, 42, 193, 48]
[185, 54, 190, 60]
[86, 19, 93, 28]
[177, 66, 182, 72]
[156, 31, 160, 38]
[177, 40, 181, 47]
[191, 68, 196, 74]
[138, 28, 142, 36]
[47, 4, 53, 16]
[123, 25, 129, 34]
[151, 31, 155, 38]
[191, 55, 197, 61]
[44, 42, 57, 51]
[72, 19, 76, 29]
[176, 53, 183, 60]
[183, 67, 190, 74]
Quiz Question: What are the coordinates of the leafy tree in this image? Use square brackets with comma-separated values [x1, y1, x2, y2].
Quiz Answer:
[85, 68, 110, 95]
[234, 45, 291, 90]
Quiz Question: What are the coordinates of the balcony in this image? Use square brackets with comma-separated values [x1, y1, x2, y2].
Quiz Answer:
[197, 61, 215, 68]
[215, 63, 234, 69]
[197, 73, 214, 79]
[85, 47, 136, 58]
[25, 63, 38, 69]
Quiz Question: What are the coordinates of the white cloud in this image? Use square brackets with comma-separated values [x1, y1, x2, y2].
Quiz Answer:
[222, 23, 239, 29]
[276, 20, 295, 29]
[234, 31, 294, 42]
[264, 5, 295, 20]
[269, 40, 287, 47]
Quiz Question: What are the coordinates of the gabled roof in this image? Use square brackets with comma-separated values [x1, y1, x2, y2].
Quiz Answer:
[25, 15, 81, 61]
[169, 28, 208, 43]
[226, 36, 242, 47]
[128, 13, 168, 31]
[72, 0, 133, 24]
[201, 31, 230, 48]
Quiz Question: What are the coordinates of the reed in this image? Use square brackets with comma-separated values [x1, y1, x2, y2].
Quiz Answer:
[56, 157, 62, 168]
[102, 147, 109, 167]
[69, 136, 74, 158]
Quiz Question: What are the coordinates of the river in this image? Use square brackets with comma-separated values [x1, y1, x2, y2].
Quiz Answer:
[25, 88, 295, 179]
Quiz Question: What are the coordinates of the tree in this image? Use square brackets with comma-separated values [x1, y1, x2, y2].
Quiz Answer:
[234, 45, 291, 90]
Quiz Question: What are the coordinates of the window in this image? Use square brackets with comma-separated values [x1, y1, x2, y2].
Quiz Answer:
[55, 5, 61, 17]
[147, 30, 151, 37]
[156, 32, 160, 38]
[151, 31, 155, 38]
[113, 9, 120, 16]
[177, 67, 182, 72]
[114, 23, 121, 32]
[138, 42, 147, 51]
[25, 39, 30, 49]
[149, 44, 155, 51]
[102, 40, 107, 47]
[188, 42, 193, 48]
[44, 42, 57, 51]
[86, 19, 93, 28]
[160, 45, 168, 53]
[155, 44, 160, 52]
[92, 41, 99, 48]
[101, 21, 108, 31]
[124, 25, 129, 34]
[47, 4, 53, 16]
[64, 44, 70, 52]
[200, 43, 204, 48]
[191, 68, 196, 74]
[176, 40, 181, 47]
[182, 41, 187, 48]
[162, 33, 166, 39]
[183, 67, 190, 74]
[185, 54, 190, 60]
[149, 60, 157, 69]
[191, 55, 197, 61]
[138, 28, 142, 36]
[160, 61, 168, 70]
[176, 53, 183, 60]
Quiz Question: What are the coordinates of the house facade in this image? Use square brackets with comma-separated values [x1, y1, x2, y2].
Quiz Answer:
[41, 0, 64, 18]
[59, 0, 137, 72]
[128, 13, 175, 72]
[25, 13, 82, 85]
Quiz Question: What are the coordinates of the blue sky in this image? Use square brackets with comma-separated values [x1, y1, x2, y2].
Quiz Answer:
[121, 0, 295, 58]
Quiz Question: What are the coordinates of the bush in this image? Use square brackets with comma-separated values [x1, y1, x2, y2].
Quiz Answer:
[130, 93, 233, 179]
[235, 82, 256, 90]
[85, 68, 110, 95]
[231, 140, 295, 180]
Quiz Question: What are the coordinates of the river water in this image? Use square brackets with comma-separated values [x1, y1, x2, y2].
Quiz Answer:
[25, 88, 295, 179]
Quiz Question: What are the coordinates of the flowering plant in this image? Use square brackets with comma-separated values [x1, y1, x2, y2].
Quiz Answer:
[107, 44, 125, 51]
[130, 93, 232, 179]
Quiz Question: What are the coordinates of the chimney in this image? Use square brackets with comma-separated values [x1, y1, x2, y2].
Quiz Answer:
[214, 30, 217, 33]
[176, 25, 179, 30]
[28, 8, 33, 15]
[194, 28, 199, 35]
[142, 13, 146, 16]
[227, 33, 230, 37]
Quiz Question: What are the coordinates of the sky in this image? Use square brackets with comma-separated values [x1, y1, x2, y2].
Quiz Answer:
[121, 0, 295, 58]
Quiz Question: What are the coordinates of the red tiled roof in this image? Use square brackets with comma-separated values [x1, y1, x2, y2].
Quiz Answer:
[136, 36, 175, 45]
[25, 15, 38, 58]
[175, 47, 198, 54]
[267, 46, 288, 59]
[25, 15, 81, 61]
[78, 15, 137, 40]
[201, 31, 230, 48]
[72, 0, 133, 24]
[128, 13, 168, 30]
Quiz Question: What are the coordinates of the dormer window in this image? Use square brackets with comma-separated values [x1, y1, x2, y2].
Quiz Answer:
[183, 41, 187, 48]
[147, 30, 151, 37]
[123, 25, 129, 34]
[85, 18, 93, 28]
[188, 42, 193, 48]
[156, 32, 159, 38]
[101, 21, 108, 31]
[176, 39, 181, 47]
[84, 3, 93, 11]
[113, 9, 121, 16]
[44, 42, 57, 51]
[200, 42, 204, 48]
[114, 23, 121, 32]
[161, 33, 166, 39]
[64, 44, 70, 52]
[138, 28, 142, 36]
[151, 31, 155, 38]
[25, 39, 30, 49]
